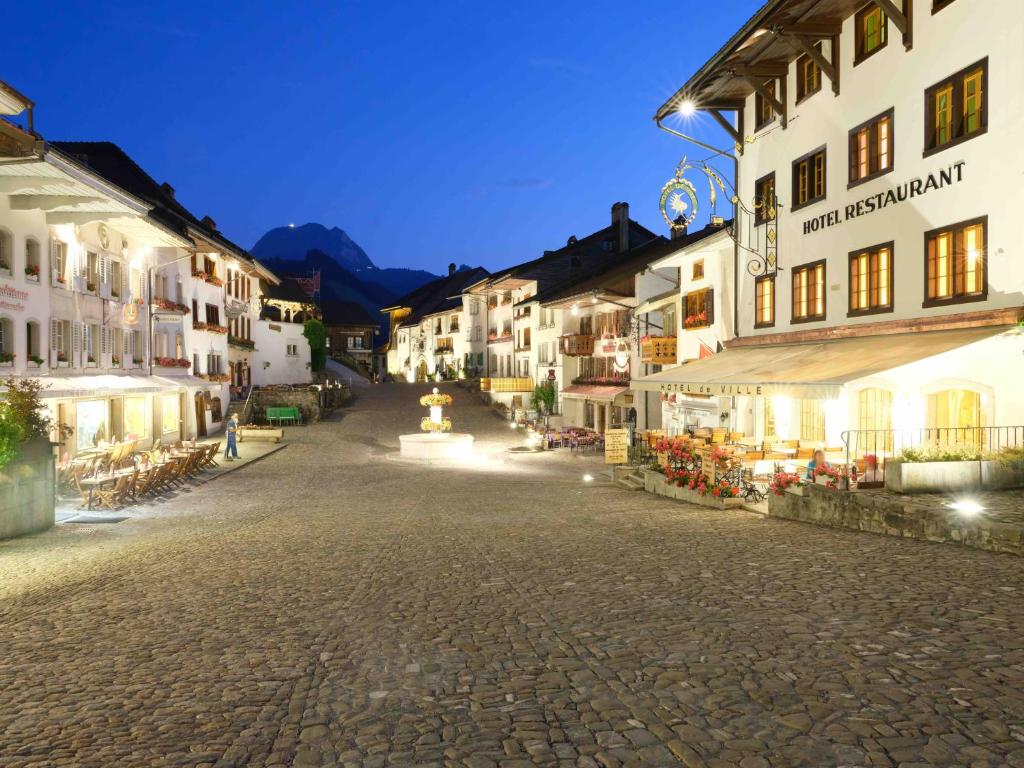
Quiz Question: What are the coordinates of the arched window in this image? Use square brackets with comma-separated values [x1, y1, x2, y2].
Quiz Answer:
[25, 320, 41, 364]
[928, 389, 985, 431]
[0, 229, 12, 275]
[25, 238, 40, 281]
[0, 317, 14, 362]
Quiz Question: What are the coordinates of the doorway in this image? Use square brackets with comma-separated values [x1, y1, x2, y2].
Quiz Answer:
[415, 359, 429, 382]
[195, 393, 207, 438]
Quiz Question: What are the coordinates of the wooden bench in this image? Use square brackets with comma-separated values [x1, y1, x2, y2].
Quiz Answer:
[266, 406, 301, 426]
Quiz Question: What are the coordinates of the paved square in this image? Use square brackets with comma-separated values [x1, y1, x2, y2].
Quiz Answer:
[0, 384, 1021, 767]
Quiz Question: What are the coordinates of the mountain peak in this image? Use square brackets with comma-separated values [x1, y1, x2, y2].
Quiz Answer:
[251, 222, 373, 270]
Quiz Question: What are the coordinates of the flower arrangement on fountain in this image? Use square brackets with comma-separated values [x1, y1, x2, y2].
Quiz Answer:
[420, 416, 453, 433]
[419, 392, 453, 408]
[418, 387, 454, 434]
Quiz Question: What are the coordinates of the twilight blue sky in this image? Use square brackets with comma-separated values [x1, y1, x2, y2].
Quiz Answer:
[7, 1, 755, 273]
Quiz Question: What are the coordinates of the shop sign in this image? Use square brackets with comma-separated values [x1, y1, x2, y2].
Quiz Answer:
[802, 161, 966, 235]
[640, 336, 677, 365]
[660, 382, 763, 397]
[604, 428, 629, 464]
[123, 302, 140, 325]
[0, 282, 29, 313]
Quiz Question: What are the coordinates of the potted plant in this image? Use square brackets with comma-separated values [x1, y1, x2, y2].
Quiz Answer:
[132, 356, 144, 367]
[0, 352, 14, 366]
[769, 471, 806, 496]
[28, 355, 43, 367]
[24, 264, 40, 281]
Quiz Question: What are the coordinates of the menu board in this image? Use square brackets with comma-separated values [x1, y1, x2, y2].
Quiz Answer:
[604, 428, 629, 464]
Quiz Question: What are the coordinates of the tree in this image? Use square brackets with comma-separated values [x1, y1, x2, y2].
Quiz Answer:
[0, 406, 23, 470]
[303, 318, 327, 373]
[2, 377, 68, 443]
[530, 381, 556, 415]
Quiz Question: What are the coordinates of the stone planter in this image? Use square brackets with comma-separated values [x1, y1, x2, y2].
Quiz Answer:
[981, 460, 1024, 490]
[642, 469, 744, 509]
[886, 459, 976, 493]
[784, 484, 806, 497]
[0, 451, 55, 540]
[238, 427, 283, 443]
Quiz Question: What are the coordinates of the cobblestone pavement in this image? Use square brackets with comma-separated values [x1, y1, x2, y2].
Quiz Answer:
[1, 383, 1023, 768]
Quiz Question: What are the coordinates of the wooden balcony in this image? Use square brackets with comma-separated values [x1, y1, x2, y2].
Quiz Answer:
[639, 336, 677, 365]
[559, 334, 595, 356]
[480, 377, 533, 393]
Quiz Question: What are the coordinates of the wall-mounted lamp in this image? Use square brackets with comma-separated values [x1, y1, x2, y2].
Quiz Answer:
[263, 361, 271, 369]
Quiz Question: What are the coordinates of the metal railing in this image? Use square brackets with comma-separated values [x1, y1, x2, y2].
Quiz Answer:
[841, 425, 1024, 475]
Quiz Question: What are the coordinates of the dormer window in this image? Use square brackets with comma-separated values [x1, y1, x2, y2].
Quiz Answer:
[855, 4, 888, 65]
[754, 80, 776, 130]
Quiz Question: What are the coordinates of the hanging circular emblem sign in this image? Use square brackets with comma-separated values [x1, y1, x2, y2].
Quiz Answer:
[659, 175, 698, 232]
[123, 301, 140, 325]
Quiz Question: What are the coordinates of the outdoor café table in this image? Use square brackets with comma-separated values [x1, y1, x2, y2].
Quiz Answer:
[79, 468, 134, 510]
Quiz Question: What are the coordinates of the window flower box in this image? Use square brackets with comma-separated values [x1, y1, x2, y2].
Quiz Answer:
[206, 275, 224, 288]
[228, 335, 255, 350]
[684, 310, 710, 330]
[111, 355, 122, 367]
[86, 356, 98, 368]
[152, 357, 192, 369]
[193, 321, 208, 331]
[24, 265, 40, 282]
[154, 298, 190, 314]
[206, 323, 228, 334]
[53, 274, 67, 288]
[132, 357, 144, 368]
[0, 353, 14, 367]
[28, 356, 43, 368]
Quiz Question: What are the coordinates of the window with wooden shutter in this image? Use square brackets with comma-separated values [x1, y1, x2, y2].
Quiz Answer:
[925, 59, 987, 156]
[925, 216, 987, 306]
[791, 147, 827, 210]
[848, 242, 893, 315]
[854, 3, 888, 64]
[791, 260, 826, 322]
[848, 109, 894, 186]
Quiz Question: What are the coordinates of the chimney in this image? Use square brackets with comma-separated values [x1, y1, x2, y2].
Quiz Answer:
[671, 216, 688, 240]
[611, 201, 629, 252]
[160, 182, 175, 199]
[448, 263, 456, 276]
[201, 215, 217, 231]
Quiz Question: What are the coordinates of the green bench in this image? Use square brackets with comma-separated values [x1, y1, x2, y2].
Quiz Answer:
[266, 406, 302, 426]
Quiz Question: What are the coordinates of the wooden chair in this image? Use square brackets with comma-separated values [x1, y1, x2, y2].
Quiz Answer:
[93, 474, 133, 510]
[204, 442, 221, 468]
[150, 461, 177, 494]
[130, 468, 157, 499]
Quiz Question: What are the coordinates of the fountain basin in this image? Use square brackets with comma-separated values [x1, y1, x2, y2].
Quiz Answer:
[399, 433, 475, 461]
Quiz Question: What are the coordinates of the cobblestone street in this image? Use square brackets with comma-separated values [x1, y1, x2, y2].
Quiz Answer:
[1, 383, 1022, 768]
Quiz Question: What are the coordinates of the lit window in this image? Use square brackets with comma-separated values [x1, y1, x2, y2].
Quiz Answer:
[754, 276, 774, 328]
[796, 48, 822, 102]
[849, 109, 893, 185]
[754, 80, 776, 130]
[925, 217, 986, 305]
[754, 173, 775, 225]
[849, 243, 893, 314]
[926, 60, 987, 154]
[792, 261, 826, 322]
[792, 149, 826, 209]
[855, 4, 887, 63]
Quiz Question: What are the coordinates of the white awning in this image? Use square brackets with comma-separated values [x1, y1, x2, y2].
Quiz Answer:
[26, 374, 173, 400]
[631, 326, 1011, 399]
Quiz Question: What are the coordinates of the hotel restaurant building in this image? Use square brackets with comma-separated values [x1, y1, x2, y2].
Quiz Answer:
[634, 0, 1024, 452]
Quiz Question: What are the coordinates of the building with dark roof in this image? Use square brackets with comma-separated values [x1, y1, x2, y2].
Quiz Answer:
[320, 300, 380, 366]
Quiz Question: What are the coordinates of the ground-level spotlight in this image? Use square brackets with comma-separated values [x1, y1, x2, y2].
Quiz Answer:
[582, 473, 594, 483]
[510, 422, 518, 429]
[948, 499, 984, 516]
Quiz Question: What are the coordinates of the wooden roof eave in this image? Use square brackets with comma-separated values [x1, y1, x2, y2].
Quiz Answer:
[655, 0, 849, 119]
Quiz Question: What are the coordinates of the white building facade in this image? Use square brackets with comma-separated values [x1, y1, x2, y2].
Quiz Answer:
[640, 0, 1024, 455]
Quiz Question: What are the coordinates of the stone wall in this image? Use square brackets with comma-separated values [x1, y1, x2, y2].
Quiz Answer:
[249, 385, 351, 424]
[769, 484, 1023, 557]
[642, 469, 745, 509]
[0, 452, 55, 540]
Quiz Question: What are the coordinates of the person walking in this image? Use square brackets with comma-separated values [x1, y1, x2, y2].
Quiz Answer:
[224, 413, 240, 461]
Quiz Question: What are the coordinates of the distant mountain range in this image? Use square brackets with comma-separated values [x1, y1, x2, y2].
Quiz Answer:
[251, 222, 471, 344]
[252, 223, 374, 271]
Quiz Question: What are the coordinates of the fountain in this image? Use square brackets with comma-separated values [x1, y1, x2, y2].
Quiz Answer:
[398, 388, 475, 461]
